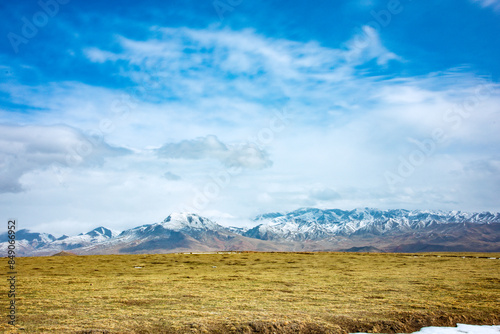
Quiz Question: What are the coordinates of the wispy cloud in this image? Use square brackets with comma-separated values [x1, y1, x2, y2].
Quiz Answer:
[163, 171, 181, 181]
[82, 26, 402, 108]
[1, 15, 500, 235]
[344, 26, 401, 65]
[471, 0, 500, 11]
[309, 187, 342, 201]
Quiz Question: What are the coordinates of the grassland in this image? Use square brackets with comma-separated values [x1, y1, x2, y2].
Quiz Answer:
[1, 252, 499, 333]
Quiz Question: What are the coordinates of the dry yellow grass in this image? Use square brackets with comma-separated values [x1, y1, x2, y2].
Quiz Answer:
[1, 252, 499, 333]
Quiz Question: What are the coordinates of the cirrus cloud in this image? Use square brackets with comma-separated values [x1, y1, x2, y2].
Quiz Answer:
[471, 0, 500, 11]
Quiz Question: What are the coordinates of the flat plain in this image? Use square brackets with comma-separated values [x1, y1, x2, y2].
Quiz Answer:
[1, 252, 499, 333]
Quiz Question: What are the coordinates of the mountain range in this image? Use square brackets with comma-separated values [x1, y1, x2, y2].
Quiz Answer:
[2, 208, 500, 256]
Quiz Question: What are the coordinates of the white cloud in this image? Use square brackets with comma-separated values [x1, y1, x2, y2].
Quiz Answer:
[464, 158, 500, 175]
[157, 135, 272, 169]
[2, 26, 500, 235]
[82, 26, 401, 106]
[309, 187, 342, 201]
[84, 48, 119, 63]
[163, 171, 181, 180]
[472, 0, 500, 11]
[344, 26, 401, 65]
[0, 124, 130, 193]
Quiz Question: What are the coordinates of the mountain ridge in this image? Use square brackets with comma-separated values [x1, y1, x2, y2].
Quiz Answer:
[244, 207, 500, 241]
[2, 208, 500, 256]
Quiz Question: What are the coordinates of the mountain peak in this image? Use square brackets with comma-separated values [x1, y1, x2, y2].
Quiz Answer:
[0, 229, 56, 243]
[244, 208, 500, 242]
[86, 226, 119, 238]
[161, 212, 219, 231]
[2, 208, 500, 256]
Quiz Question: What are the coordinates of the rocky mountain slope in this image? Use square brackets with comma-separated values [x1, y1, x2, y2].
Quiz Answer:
[243, 208, 500, 240]
[2, 208, 499, 256]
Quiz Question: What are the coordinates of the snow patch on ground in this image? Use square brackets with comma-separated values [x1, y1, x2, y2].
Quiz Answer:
[353, 324, 500, 334]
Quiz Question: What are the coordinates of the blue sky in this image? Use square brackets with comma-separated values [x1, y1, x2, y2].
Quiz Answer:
[1, 0, 500, 235]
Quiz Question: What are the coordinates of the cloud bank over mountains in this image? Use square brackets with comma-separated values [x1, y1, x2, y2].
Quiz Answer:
[1, 0, 499, 235]
[0, 125, 130, 193]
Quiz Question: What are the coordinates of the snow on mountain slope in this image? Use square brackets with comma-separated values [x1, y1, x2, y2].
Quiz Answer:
[78, 213, 242, 254]
[86, 227, 120, 239]
[116, 213, 223, 240]
[226, 226, 249, 234]
[0, 229, 56, 244]
[244, 208, 500, 241]
[48, 227, 121, 250]
[64, 213, 230, 253]
[161, 212, 221, 231]
[4, 208, 500, 256]
[0, 229, 57, 255]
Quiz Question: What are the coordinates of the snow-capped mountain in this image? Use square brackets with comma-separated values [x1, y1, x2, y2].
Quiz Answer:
[3, 208, 500, 256]
[69, 213, 270, 255]
[86, 226, 119, 239]
[118, 212, 222, 240]
[48, 227, 120, 250]
[0, 229, 56, 245]
[0, 226, 120, 256]
[244, 208, 500, 241]
[103, 213, 232, 253]
[0, 229, 57, 256]
[226, 226, 249, 234]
